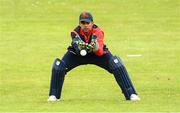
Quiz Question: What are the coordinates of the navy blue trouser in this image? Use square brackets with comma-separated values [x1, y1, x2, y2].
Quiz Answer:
[49, 50, 137, 100]
[63, 51, 113, 73]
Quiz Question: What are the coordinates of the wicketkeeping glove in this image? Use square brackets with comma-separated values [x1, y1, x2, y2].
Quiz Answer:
[78, 40, 88, 50]
[73, 35, 88, 50]
[87, 34, 99, 53]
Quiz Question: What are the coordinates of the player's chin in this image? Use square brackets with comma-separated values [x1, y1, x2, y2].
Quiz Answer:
[83, 28, 90, 33]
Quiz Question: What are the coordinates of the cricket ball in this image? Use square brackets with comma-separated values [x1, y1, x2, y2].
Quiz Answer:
[80, 50, 87, 56]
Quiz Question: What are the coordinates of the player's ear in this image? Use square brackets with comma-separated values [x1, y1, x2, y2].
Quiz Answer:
[89, 22, 93, 26]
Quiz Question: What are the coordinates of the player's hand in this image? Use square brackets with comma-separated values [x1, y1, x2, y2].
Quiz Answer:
[78, 41, 87, 49]
[77, 40, 91, 51]
[73, 35, 87, 50]
[88, 34, 99, 52]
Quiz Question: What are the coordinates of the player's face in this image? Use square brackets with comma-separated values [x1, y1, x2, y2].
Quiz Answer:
[80, 21, 93, 34]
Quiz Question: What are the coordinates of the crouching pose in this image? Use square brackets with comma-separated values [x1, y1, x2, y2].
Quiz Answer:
[48, 12, 140, 101]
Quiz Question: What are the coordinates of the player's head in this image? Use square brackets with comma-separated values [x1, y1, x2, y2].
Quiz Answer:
[79, 11, 94, 34]
[79, 11, 93, 23]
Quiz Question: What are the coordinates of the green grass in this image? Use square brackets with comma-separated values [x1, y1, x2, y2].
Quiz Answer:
[0, 0, 180, 112]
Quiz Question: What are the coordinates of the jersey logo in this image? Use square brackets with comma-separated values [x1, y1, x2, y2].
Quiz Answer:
[114, 59, 119, 63]
[56, 61, 60, 65]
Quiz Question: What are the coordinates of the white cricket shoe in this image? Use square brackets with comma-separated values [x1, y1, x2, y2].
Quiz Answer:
[130, 94, 140, 101]
[47, 95, 58, 102]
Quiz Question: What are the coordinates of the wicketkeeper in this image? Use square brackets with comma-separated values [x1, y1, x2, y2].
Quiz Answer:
[48, 11, 140, 101]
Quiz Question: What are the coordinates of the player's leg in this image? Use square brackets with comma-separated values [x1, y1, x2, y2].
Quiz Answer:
[48, 58, 66, 101]
[91, 53, 140, 100]
[48, 51, 80, 101]
[108, 56, 140, 100]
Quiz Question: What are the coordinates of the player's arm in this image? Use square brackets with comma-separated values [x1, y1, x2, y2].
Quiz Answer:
[95, 31, 104, 56]
[71, 31, 87, 53]
[88, 31, 104, 56]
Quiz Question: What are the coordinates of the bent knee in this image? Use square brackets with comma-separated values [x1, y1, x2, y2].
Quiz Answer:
[52, 58, 66, 72]
[108, 56, 124, 71]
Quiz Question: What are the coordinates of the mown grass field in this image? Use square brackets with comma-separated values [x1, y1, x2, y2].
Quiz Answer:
[0, 0, 180, 112]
